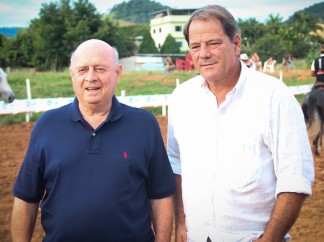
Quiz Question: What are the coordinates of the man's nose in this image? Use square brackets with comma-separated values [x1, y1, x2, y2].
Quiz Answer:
[85, 69, 97, 82]
[199, 45, 212, 58]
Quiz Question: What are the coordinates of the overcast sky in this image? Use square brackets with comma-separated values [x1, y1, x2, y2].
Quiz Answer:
[0, 0, 321, 27]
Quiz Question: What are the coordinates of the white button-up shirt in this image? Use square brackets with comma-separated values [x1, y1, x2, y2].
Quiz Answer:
[167, 63, 314, 242]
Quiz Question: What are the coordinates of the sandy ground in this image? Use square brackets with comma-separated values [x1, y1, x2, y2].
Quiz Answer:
[0, 116, 323, 241]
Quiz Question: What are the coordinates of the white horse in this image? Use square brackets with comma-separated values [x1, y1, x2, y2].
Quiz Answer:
[0, 68, 15, 103]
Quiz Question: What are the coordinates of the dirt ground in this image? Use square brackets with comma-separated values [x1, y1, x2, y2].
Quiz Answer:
[1, 68, 323, 241]
[0, 116, 323, 241]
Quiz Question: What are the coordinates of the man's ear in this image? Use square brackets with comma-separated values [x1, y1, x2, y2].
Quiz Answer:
[233, 34, 241, 55]
[116, 64, 123, 84]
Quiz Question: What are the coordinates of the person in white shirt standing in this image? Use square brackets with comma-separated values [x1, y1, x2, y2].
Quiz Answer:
[167, 5, 315, 242]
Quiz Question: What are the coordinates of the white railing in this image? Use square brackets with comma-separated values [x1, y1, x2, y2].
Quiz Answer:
[0, 84, 313, 118]
[0, 94, 170, 117]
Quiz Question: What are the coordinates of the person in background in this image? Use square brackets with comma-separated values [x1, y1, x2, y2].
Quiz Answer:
[287, 54, 293, 70]
[167, 5, 314, 242]
[164, 56, 175, 73]
[263, 57, 275, 72]
[11, 39, 175, 242]
[311, 44, 324, 89]
[282, 56, 288, 70]
[240, 53, 252, 68]
[185, 53, 194, 71]
[251, 52, 262, 71]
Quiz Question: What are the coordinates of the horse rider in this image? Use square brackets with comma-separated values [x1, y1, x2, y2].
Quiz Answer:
[311, 44, 324, 90]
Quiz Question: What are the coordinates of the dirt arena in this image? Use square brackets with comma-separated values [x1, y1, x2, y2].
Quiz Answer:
[1, 116, 324, 241]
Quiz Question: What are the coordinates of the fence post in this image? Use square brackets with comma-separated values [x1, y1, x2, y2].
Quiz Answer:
[25, 79, 32, 122]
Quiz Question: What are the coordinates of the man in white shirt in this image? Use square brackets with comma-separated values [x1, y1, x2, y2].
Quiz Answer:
[167, 5, 315, 242]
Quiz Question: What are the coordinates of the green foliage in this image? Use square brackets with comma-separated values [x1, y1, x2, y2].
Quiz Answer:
[238, 18, 265, 49]
[293, 2, 324, 23]
[1, 0, 113, 71]
[0, 34, 9, 67]
[239, 10, 322, 62]
[109, 0, 166, 24]
[30, 2, 70, 71]
[138, 30, 159, 54]
[160, 34, 180, 54]
[305, 45, 321, 66]
[253, 34, 286, 63]
[117, 25, 150, 56]
[95, 17, 133, 58]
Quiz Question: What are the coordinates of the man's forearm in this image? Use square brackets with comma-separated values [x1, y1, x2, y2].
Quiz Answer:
[174, 174, 187, 242]
[261, 192, 307, 241]
[174, 174, 185, 225]
[11, 197, 39, 242]
[150, 196, 174, 242]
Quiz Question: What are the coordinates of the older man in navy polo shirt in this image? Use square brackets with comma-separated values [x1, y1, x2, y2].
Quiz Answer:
[11, 39, 175, 242]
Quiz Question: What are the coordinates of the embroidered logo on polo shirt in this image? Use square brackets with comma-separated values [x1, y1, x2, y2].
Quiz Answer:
[123, 151, 128, 159]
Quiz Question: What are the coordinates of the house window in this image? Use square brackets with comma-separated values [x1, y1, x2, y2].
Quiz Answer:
[175, 26, 182, 32]
[153, 29, 156, 34]
[159, 28, 162, 33]
[176, 42, 182, 48]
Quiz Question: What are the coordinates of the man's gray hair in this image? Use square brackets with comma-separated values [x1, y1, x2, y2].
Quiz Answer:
[183, 5, 241, 44]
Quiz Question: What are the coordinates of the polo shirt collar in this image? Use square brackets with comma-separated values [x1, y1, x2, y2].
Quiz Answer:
[69, 95, 123, 123]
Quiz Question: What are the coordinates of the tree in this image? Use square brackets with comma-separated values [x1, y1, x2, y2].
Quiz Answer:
[8, 29, 34, 67]
[109, 0, 166, 24]
[27, 0, 104, 70]
[30, 2, 68, 70]
[253, 34, 286, 63]
[115, 25, 149, 56]
[0, 34, 8, 67]
[138, 30, 159, 54]
[96, 17, 132, 58]
[264, 14, 284, 35]
[160, 34, 180, 54]
[279, 11, 320, 58]
[64, 0, 102, 46]
[238, 18, 265, 55]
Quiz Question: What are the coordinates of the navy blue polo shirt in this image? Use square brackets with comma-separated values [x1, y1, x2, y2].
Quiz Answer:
[13, 96, 175, 242]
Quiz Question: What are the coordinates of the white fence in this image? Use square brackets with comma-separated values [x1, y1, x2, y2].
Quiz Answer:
[0, 94, 170, 117]
[0, 84, 312, 118]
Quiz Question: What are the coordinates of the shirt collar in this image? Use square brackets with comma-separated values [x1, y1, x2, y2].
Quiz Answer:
[199, 60, 248, 97]
[69, 95, 123, 123]
[234, 60, 249, 94]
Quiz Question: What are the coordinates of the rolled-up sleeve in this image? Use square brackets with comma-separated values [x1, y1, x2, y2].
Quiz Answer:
[270, 94, 315, 198]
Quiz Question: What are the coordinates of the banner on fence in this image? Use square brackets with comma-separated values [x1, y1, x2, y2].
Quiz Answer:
[0, 94, 170, 116]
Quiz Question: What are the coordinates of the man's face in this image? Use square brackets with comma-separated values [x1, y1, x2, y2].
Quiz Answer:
[70, 45, 122, 109]
[188, 18, 241, 84]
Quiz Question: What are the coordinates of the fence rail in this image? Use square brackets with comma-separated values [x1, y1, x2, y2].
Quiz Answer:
[0, 84, 313, 118]
[0, 94, 170, 117]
